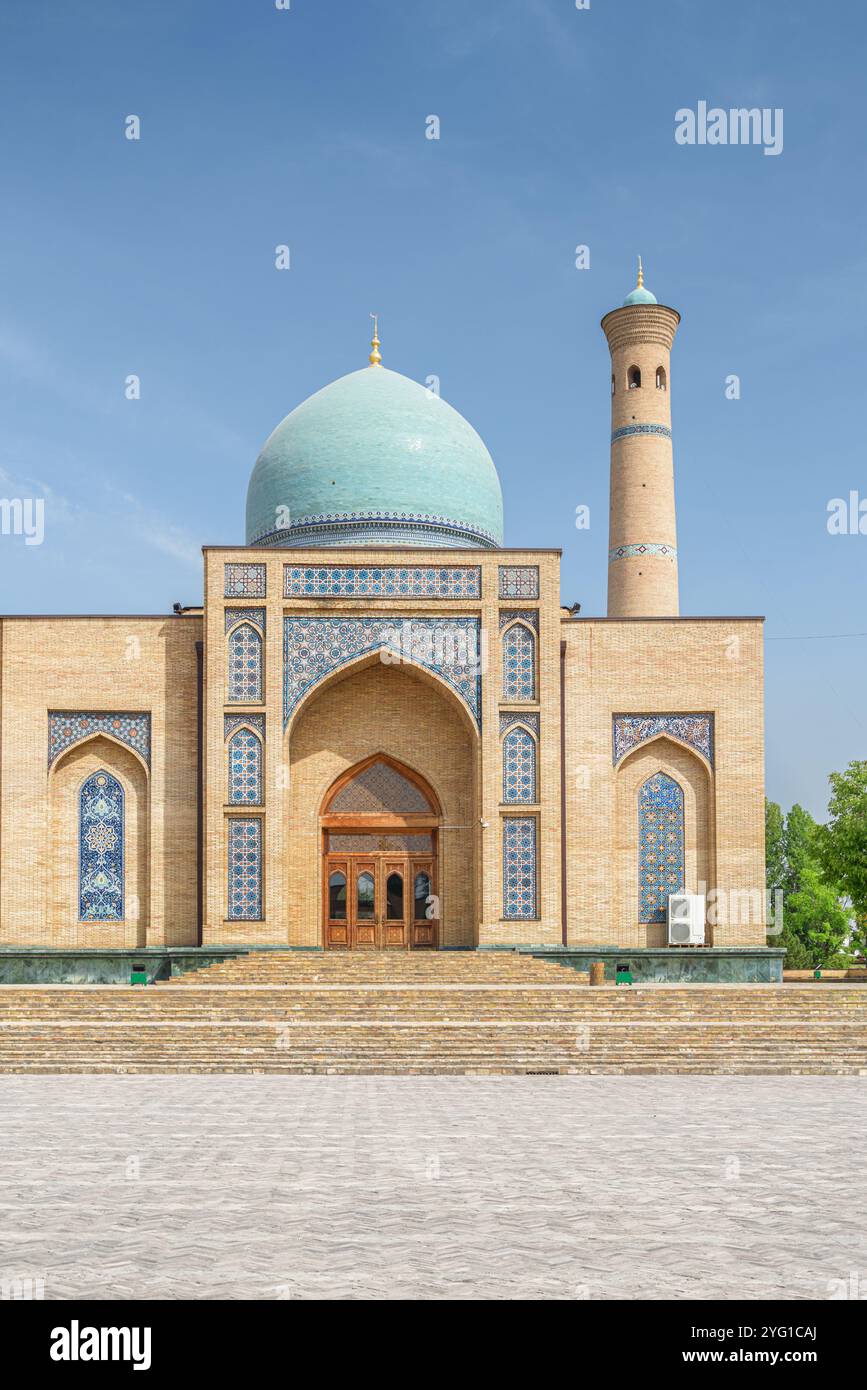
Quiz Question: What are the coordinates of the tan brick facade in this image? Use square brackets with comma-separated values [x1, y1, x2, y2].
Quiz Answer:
[0, 545, 768, 955]
[201, 546, 563, 948]
[562, 616, 766, 946]
[0, 615, 200, 946]
[0, 555, 765, 951]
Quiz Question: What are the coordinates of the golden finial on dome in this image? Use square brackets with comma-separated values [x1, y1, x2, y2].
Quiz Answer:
[369, 312, 382, 366]
[637, 255, 644, 289]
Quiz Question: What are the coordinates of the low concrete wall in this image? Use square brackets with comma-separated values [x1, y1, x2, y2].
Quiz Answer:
[0, 947, 262, 984]
[0, 944, 785, 985]
[482, 946, 786, 984]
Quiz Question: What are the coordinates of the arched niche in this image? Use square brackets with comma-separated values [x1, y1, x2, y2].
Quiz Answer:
[285, 654, 479, 949]
[49, 733, 149, 946]
[613, 734, 714, 947]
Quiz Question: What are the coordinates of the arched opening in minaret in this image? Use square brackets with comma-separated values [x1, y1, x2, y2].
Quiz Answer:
[656, 366, 667, 390]
[611, 373, 615, 395]
[627, 365, 641, 389]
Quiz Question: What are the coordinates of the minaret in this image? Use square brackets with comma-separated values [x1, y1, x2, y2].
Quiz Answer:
[601, 259, 681, 617]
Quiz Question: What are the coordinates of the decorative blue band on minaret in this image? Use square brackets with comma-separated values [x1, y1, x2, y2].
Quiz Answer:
[608, 543, 677, 562]
[611, 423, 672, 444]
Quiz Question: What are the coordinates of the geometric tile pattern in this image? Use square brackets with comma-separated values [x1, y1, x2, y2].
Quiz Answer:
[498, 566, 539, 599]
[283, 617, 482, 729]
[258, 512, 500, 550]
[608, 542, 678, 562]
[503, 727, 537, 804]
[224, 713, 265, 741]
[613, 713, 713, 767]
[611, 424, 672, 443]
[502, 623, 535, 702]
[638, 772, 685, 923]
[499, 711, 540, 737]
[224, 563, 266, 598]
[225, 607, 265, 634]
[228, 729, 263, 805]
[283, 565, 481, 598]
[502, 816, 537, 919]
[228, 623, 263, 703]
[227, 817, 262, 920]
[48, 712, 151, 769]
[329, 761, 433, 815]
[79, 770, 124, 922]
[328, 832, 434, 853]
[498, 608, 538, 631]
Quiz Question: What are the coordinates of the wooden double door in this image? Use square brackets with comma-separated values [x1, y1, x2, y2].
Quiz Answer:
[324, 850, 437, 950]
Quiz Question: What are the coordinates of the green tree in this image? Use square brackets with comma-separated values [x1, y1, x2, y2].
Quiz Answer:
[765, 799, 785, 893]
[784, 862, 852, 968]
[782, 803, 817, 896]
[766, 797, 853, 968]
[814, 760, 867, 959]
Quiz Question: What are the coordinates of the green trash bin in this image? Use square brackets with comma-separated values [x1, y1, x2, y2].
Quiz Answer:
[615, 962, 633, 986]
[130, 962, 148, 986]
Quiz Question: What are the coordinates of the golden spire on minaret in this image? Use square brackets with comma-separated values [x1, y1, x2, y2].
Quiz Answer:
[636, 255, 644, 289]
[369, 312, 382, 366]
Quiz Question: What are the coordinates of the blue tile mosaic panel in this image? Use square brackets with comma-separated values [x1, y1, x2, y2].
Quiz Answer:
[502, 817, 537, 920]
[283, 617, 482, 728]
[608, 542, 677, 562]
[499, 711, 540, 737]
[502, 622, 535, 701]
[48, 712, 150, 769]
[260, 511, 498, 550]
[613, 713, 713, 767]
[283, 565, 481, 599]
[227, 817, 263, 920]
[498, 608, 538, 631]
[224, 713, 265, 740]
[225, 607, 265, 633]
[611, 424, 672, 443]
[224, 563, 266, 598]
[503, 727, 537, 804]
[79, 770, 124, 922]
[228, 728, 263, 805]
[498, 566, 539, 600]
[638, 772, 685, 923]
[228, 623, 263, 702]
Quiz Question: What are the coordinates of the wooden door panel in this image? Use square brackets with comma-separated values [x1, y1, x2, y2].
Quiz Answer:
[323, 843, 440, 950]
[351, 860, 378, 950]
[325, 857, 350, 949]
[410, 858, 437, 949]
[382, 857, 408, 949]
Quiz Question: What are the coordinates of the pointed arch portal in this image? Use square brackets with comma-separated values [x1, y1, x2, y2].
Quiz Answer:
[320, 755, 439, 949]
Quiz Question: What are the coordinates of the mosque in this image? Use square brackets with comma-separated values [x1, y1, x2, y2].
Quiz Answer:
[0, 266, 774, 981]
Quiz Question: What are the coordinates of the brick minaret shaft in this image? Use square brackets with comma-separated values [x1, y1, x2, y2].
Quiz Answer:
[601, 270, 681, 618]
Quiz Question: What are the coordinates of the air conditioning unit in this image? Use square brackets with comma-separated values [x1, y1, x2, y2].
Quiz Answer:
[667, 893, 706, 946]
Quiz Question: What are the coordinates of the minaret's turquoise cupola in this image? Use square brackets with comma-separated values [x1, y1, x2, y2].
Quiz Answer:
[622, 255, 658, 306]
[245, 320, 504, 549]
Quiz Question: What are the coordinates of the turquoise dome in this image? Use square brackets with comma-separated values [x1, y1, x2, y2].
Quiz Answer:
[246, 365, 504, 549]
[623, 284, 658, 306]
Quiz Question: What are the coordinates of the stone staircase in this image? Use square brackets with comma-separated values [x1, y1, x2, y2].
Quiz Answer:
[1, 951, 866, 1074]
[167, 950, 579, 986]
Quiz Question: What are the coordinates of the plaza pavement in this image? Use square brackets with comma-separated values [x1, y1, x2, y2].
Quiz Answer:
[0, 1074, 864, 1300]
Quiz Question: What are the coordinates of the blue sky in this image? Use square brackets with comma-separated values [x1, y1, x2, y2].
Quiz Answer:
[0, 0, 864, 819]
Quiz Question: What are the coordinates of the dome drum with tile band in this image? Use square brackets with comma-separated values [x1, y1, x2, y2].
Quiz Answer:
[0, 268, 777, 984]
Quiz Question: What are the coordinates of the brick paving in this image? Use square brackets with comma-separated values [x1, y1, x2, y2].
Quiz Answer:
[0, 1075, 864, 1300]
